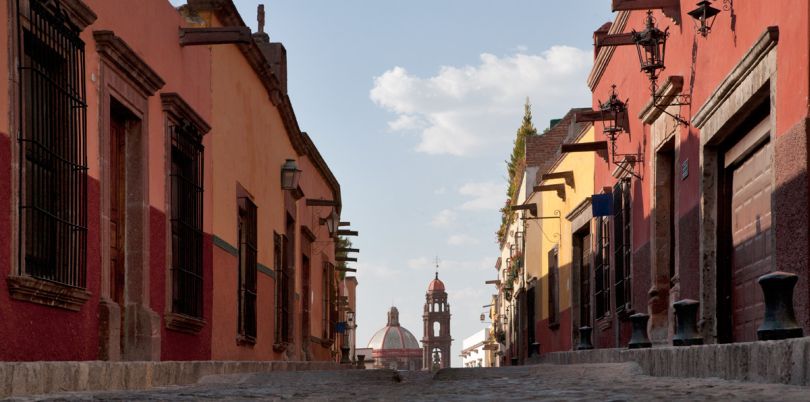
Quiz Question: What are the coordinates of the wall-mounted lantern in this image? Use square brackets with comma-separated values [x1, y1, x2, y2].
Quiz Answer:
[280, 159, 301, 190]
[320, 209, 339, 237]
[688, 1, 721, 38]
[632, 10, 669, 83]
[599, 85, 628, 142]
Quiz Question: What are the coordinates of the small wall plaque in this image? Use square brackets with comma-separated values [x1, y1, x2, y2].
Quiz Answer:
[681, 159, 689, 180]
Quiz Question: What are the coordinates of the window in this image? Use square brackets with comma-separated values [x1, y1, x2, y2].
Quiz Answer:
[18, 0, 88, 287]
[170, 122, 204, 318]
[613, 180, 632, 311]
[322, 260, 333, 339]
[594, 217, 610, 319]
[275, 213, 295, 345]
[274, 232, 288, 344]
[547, 248, 559, 326]
[237, 197, 257, 342]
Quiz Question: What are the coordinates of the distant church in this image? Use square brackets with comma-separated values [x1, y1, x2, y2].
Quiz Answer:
[366, 270, 452, 371]
[422, 271, 452, 370]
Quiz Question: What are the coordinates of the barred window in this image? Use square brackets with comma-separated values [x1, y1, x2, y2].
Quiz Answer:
[594, 217, 610, 319]
[613, 181, 632, 311]
[274, 215, 294, 345]
[322, 260, 331, 339]
[18, 0, 88, 287]
[548, 248, 559, 326]
[237, 197, 257, 342]
[170, 122, 204, 318]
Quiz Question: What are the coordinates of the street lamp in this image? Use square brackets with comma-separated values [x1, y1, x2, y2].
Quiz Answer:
[599, 85, 628, 142]
[688, 1, 721, 38]
[280, 159, 301, 190]
[632, 10, 669, 83]
[320, 209, 339, 237]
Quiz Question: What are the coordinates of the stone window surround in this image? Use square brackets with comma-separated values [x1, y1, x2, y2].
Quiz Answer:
[642, 76, 685, 345]
[565, 197, 593, 345]
[694, 27, 779, 344]
[160, 93, 210, 335]
[5, 0, 97, 312]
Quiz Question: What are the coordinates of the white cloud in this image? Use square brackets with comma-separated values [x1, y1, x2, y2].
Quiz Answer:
[458, 181, 506, 211]
[431, 209, 457, 227]
[448, 234, 480, 246]
[370, 46, 592, 156]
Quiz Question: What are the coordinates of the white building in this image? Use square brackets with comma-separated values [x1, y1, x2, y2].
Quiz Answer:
[460, 329, 490, 368]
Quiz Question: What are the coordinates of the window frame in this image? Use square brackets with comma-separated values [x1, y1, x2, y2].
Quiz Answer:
[613, 180, 632, 312]
[594, 216, 611, 320]
[16, 0, 88, 289]
[237, 196, 258, 344]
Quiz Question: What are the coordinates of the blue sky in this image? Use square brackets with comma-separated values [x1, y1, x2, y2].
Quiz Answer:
[172, 0, 614, 366]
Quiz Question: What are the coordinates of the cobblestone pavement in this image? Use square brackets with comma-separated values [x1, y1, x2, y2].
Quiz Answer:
[16, 363, 810, 401]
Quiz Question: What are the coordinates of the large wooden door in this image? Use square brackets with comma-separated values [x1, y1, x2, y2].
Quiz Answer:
[110, 116, 126, 308]
[727, 137, 772, 342]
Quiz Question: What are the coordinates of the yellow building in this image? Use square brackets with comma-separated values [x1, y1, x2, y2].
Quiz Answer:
[524, 115, 595, 355]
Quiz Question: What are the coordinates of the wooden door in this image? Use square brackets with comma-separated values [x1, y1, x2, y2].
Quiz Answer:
[110, 116, 126, 307]
[727, 139, 772, 342]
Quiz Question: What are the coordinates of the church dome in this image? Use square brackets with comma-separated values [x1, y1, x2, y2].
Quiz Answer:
[367, 307, 421, 350]
[427, 272, 445, 292]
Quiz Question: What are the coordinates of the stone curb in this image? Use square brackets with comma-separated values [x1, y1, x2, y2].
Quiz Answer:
[539, 336, 810, 386]
[0, 360, 349, 398]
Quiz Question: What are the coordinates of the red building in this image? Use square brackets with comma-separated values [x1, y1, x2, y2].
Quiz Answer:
[516, 0, 810, 354]
[0, 0, 351, 362]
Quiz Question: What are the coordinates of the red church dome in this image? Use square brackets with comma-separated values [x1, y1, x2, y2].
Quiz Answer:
[428, 272, 445, 292]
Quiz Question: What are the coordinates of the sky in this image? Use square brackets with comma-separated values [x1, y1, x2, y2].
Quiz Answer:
[172, 0, 615, 367]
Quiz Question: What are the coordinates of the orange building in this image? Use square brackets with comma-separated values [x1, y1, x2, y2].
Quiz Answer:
[0, 0, 351, 362]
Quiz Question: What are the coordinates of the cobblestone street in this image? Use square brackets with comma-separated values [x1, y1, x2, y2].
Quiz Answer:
[17, 363, 810, 401]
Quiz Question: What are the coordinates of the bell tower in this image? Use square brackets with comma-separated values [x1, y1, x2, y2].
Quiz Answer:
[422, 262, 451, 370]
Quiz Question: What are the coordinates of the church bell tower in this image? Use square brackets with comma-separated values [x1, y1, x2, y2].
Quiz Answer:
[422, 265, 451, 370]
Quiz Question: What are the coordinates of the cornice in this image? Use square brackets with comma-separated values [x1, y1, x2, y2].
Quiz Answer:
[301, 132, 342, 213]
[692, 27, 779, 129]
[93, 31, 165, 96]
[588, 11, 630, 91]
[160, 93, 211, 134]
[187, 0, 307, 157]
[60, 0, 97, 30]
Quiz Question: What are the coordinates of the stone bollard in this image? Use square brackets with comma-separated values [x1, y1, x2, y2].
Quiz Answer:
[357, 354, 366, 369]
[340, 347, 350, 364]
[672, 299, 703, 346]
[628, 313, 652, 349]
[757, 271, 804, 341]
[531, 342, 541, 356]
[576, 326, 594, 350]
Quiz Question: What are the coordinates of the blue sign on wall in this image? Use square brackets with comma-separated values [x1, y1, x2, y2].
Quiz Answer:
[592, 194, 613, 217]
[336, 321, 347, 333]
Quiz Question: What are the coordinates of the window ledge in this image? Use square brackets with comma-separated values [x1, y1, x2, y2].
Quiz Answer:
[237, 334, 256, 347]
[7, 275, 90, 312]
[310, 336, 335, 348]
[165, 311, 206, 334]
[273, 342, 290, 352]
[596, 315, 612, 331]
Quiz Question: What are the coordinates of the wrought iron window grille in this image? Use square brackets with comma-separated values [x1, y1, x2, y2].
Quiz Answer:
[169, 121, 204, 318]
[237, 196, 258, 342]
[17, 0, 88, 288]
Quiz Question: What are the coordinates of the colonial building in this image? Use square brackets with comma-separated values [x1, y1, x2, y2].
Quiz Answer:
[0, 0, 353, 362]
[493, 0, 810, 358]
[422, 273, 452, 369]
[367, 307, 422, 370]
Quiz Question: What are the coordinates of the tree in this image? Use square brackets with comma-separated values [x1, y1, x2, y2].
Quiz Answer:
[335, 236, 352, 280]
[498, 98, 538, 243]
